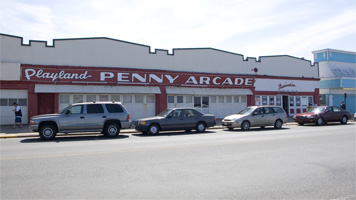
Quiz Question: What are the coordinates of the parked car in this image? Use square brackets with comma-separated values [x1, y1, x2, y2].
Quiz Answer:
[222, 106, 288, 130]
[293, 106, 352, 126]
[134, 108, 216, 135]
[29, 101, 131, 140]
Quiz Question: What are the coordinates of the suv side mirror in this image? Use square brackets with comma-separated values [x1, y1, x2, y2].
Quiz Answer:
[65, 110, 71, 115]
[253, 111, 258, 115]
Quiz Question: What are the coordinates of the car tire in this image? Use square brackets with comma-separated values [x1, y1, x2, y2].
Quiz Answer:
[316, 118, 324, 126]
[196, 122, 206, 133]
[298, 122, 304, 126]
[39, 124, 57, 140]
[104, 123, 120, 137]
[241, 121, 250, 130]
[148, 124, 160, 135]
[341, 116, 348, 124]
[274, 119, 283, 129]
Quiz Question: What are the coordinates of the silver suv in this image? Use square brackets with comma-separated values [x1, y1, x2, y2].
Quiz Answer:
[222, 106, 287, 130]
[30, 102, 131, 140]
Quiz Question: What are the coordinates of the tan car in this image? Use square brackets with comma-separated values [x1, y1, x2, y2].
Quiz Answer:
[222, 106, 288, 130]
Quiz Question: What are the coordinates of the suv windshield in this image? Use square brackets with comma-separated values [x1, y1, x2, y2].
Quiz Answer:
[237, 107, 255, 115]
[58, 105, 72, 114]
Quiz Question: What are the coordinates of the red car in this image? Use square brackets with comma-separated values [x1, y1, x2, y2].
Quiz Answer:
[293, 106, 352, 126]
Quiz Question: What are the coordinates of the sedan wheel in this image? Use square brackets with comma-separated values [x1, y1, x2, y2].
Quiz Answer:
[341, 116, 348, 124]
[274, 120, 283, 129]
[148, 124, 159, 135]
[241, 121, 250, 130]
[316, 118, 324, 126]
[196, 122, 206, 133]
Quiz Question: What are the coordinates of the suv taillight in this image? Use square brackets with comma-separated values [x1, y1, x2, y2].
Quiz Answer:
[127, 114, 130, 121]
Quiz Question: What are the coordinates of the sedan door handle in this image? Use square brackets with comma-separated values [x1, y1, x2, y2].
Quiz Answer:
[80, 116, 85, 119]
[102, 116, 107, 118]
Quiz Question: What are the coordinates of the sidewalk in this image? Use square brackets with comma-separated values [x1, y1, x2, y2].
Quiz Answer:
[0, 118, 297, 139]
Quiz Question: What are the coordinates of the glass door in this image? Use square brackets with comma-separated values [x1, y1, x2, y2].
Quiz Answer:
[194, 96, 209, 114]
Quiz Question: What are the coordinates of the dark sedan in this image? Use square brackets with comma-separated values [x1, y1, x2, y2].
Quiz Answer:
[293, 106, 352, 126]
[134, 108, 216, 135]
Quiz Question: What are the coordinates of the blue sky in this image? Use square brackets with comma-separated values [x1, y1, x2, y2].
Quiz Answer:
[1, 0, 355, 61]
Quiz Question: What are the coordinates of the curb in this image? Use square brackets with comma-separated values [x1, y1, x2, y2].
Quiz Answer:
[0, 124, 299, 139]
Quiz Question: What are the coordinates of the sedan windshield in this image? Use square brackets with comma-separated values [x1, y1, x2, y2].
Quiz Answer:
[237, 107, 255, 115]
[158, 109, 172, 117]
[309, 107, 326, 113]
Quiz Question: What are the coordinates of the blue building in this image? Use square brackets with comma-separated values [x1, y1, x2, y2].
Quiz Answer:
[313, 49, 356, 114]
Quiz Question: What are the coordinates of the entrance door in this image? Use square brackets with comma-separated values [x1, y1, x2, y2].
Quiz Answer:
[194, 96, 209, 114]
[283, 96, 289, 115]
[38, 93, 55, 114]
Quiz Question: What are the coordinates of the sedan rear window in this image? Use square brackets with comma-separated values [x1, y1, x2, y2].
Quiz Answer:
[272, 107, 284, 113]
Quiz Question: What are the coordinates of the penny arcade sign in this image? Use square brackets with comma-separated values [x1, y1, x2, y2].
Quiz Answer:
[22, 66, 255, 87]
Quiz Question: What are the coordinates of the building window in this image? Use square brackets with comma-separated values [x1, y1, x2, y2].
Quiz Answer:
[218, 96, 224, 103]
[135, 95, 144, 103]
[241, 96, 247, 103]
[168, 96, 174, 103]
[9, 98, 17, 105]
[87, 95, 96, 102]
[276, 96, 281, 106]
[123, 95, 132, 103]
[186, 96, 192, 103]
[147, 95, 155, 103]
[99, 95, 109, 101]
[211, 96, 216, 103]
[234, 96, 240, 103]
[18, 99, 27, 106]
[202, 97, 209, 108]
[255, 96, 260, 106]
[177, 96, 183, 103]
[269, 96, 275, 105]
[296, 97, 301, 106]
[73, 95, 83, 103]
[262, 96, 267, 105]
[111, 95, 120, 102]
[0, 99, 8, 106]
[60, 95, 70, 104]
[226, 96, 232, 103]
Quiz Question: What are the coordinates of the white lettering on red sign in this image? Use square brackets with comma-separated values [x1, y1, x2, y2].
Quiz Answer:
[25, 69, 92, 81]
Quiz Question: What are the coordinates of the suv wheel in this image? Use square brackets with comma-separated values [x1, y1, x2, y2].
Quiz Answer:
[104, 123, 120, 137]
[39, 124, 57, 140]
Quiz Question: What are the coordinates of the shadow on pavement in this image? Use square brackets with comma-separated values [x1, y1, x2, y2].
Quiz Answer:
[20, 134, 129, 143]
[223, 127, 290, 132]
[132, 130, 216, 137]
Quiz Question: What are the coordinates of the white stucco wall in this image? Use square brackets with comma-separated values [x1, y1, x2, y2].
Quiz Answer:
[0, 34, 319, 78]
[0, 62, 21, 80]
